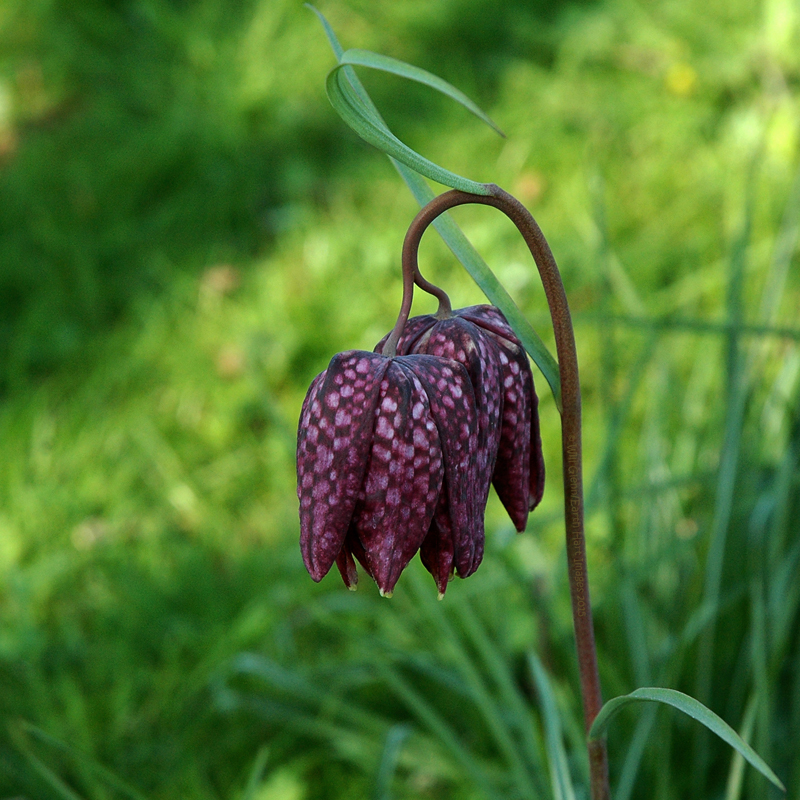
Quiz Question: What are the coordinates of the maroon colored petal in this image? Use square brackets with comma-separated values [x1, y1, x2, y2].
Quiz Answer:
[415, 317, 504, 513]
[419, 501, 453, 597]
[374, 314, 437, 357]
[347, 361, 444, 595]
[400, 355, 483, 579]
[457, 305, 545, 529]
[297, 350, 390, 581]
[335, 546, 359, 590]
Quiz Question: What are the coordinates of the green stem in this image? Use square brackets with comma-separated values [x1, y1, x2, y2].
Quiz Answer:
[403, 187, 610, 800]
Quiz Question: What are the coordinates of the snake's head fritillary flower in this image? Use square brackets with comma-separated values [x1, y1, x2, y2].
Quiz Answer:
[377, 304, 544, 533]
[296, 350, 482, 597]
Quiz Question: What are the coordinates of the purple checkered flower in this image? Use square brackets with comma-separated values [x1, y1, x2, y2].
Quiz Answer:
[377, 304, 544, 534]
[296, 350, 483, 597]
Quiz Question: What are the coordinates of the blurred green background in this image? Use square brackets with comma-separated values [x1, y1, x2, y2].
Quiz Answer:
[1, 0, 798, 798]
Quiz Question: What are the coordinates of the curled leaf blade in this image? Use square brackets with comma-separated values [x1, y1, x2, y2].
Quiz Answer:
[588, 687, 785, 792]
[326, 64, 491, 195]
[339, 49, 505, 136]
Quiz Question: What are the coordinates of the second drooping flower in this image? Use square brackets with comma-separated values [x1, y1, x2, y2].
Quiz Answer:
[376, 304, 545, 534]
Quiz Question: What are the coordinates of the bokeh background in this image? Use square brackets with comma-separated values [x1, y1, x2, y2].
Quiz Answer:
[1, 0, 798, 798]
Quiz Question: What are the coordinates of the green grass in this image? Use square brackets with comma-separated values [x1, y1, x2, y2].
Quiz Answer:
[1, 0, 799, 797]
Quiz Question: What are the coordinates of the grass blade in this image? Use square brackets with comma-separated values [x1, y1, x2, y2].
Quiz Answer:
[528, 654, 577, 800]
[588, 688, 785, 792]
[452, 597, 548, 789]
[9, 722, 86, 800]
[374, 723, 412, 800]
[379, 664, 504, 800]
[13, 721, 151, 800]
[405, 573, 538, 799]
[724, 696, 757, 800]
[240, 747, 270, 800]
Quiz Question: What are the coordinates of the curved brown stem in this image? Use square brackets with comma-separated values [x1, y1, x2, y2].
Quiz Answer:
[402, 209, 453, 317]
[384, 204, 455, 356]
[382, 229, 417, 358]
[405, 186, 610, 800]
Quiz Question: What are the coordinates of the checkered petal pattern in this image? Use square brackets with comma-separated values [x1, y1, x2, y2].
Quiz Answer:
[297, 305, 544, 596]
[297, 350, 480, 596]
[378, 304, 544, 534]
[297, 351, 390, 582]
[458, 305, 545, 529]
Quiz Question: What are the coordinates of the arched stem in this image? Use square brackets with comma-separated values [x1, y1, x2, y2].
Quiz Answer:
[404, 186, 610, 800]
[402, 214, 453, 317]
[383, 203, 454, 356]
[382, 232, 417, 358]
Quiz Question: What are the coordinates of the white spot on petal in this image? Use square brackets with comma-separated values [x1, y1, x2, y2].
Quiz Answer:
[376, 417, 394, 439]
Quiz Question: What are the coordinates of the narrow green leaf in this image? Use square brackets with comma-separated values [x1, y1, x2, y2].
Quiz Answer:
[528, 654, 578, 800]
[588, 688, 785, 792]
[453, 598, 548, 790]
[18, 721, 151, 800]
[339, 49, 504, 136]
[724, 696, 757, 800]
[9, 722, 86, 800]
[326, 64, 491, 195]
[305, 4, 344, 59]
[240, 747, 270, 800]
[405, 571, 539, 799]
[380, 663, 504, 800]
[374, 723, 412, 800]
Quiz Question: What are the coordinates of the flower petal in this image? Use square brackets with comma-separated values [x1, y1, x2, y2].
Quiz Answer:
[349, 361, 444, 595]
[419, 490, 454, 597]
[398, 355, 483, 578]
[297, 350, 390, 581]
[414, 317, 504, 517]
[374, 314, 436, 356]
[458, 305, 545, 528]
[335, 546, 359, 590]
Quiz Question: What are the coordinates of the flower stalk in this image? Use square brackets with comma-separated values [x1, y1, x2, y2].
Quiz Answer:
[402, 186, 610, 800]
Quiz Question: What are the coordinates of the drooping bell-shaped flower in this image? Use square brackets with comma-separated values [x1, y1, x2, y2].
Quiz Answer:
[296, 349, 483, 596]
[377, 304, 544, 533]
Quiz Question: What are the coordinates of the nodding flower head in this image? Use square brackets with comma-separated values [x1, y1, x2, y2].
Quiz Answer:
[296, 349, 484, 597]
[377, 304, 544, 532]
